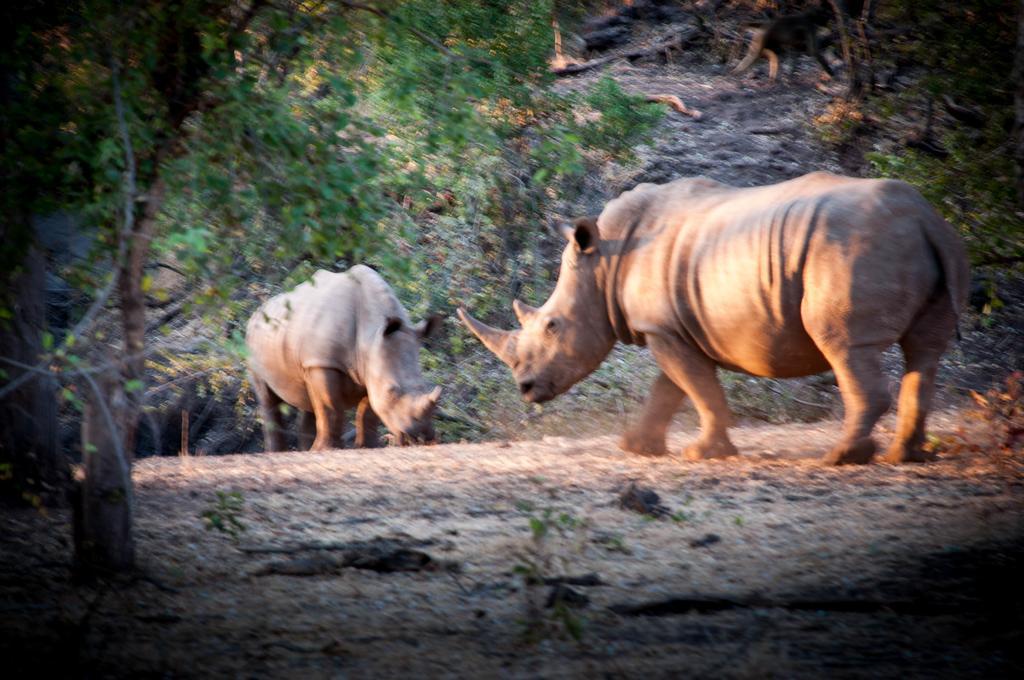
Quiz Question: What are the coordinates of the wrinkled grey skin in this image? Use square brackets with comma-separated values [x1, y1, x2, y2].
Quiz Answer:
[246, 265, 442, 451]
[459, 172, 969, 465]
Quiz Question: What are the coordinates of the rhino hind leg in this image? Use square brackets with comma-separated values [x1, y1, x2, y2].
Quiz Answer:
[821, 344, 893, 465]
[620, 372, 685, 456]
[304, 367, 348, 451]
[251, 372, 287, 452]
[297, 410, 316, 450]
[646, 336, 739, 462]
[355, 397, 382, 448]
[882, 295, 957, 464]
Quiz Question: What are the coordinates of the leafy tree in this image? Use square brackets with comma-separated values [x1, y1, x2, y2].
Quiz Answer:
[0, 0, 663, 572]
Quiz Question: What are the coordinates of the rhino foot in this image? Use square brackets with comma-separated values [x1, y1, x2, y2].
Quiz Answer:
[620, 430, 668, 457]
[823, 438, 876, 465]
[683, 438, 739, 462]
[880, 444, 934, 465]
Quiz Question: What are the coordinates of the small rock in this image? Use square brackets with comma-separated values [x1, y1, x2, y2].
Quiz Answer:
[583, 14, 630, 33]
[344, 547, 433, 573]
[321, 640, 350, 657]
[256, 555, 342, 576]
[545, 583, 590, 609]
[689, 533, 721, 549]
[618, 482, 670, 517]
[543, 573, 605, 587]
[584, 26, 630, 52]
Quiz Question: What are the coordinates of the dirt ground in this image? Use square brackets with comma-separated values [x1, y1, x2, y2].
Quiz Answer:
[2, 411, 1023, 678]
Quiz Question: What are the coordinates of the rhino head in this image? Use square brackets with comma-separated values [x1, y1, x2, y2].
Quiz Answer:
[364, 315, 443, 444]
[458, 218, 618, 403]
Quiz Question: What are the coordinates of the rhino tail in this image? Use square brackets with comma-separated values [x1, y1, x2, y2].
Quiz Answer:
[921, 213, 970, 337]
[732, 30, 765, 75]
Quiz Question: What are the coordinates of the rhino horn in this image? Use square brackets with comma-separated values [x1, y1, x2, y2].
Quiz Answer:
[424, 385, 442, 408]
[457, 307, 517, 366]
[512, 299, 538, 325]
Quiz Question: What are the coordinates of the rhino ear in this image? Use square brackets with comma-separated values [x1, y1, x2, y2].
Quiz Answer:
[413, 314, 444, 339]
[512, 299, 538, 325]
[567, 216, 599, 254]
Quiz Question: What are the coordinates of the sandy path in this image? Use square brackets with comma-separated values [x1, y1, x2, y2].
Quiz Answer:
[3, 413, 1022, 678]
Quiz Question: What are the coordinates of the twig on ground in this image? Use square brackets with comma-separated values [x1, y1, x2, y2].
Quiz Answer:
[644, 94, 703, 119]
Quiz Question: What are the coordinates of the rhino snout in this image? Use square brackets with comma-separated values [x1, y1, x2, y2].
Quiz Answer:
[395, 422, 437, 446]
[518, 378, 554, 403]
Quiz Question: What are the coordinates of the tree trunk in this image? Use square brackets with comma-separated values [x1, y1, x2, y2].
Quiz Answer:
[551, 8, 566, 70]
[1014, 0, 1024, 205]
[829, 0, 862, 98]
[0, 240, 62, 504]
[118, 178, 166, 457]
[74, 364, 134, 578]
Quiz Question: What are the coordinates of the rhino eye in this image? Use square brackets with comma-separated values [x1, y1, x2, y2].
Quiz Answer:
[388, 384, 401, 397]
[545, 319, 558, 335]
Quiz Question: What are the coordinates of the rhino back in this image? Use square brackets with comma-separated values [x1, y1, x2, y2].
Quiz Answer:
[613, 173, 959, 377]
[246, 267, 406, 408]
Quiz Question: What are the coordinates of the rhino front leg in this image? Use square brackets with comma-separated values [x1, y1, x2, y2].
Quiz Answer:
[250, 371, 286, 452]
[620, 372, 685, 456]
[304, 367, 347, 451]
[354, 397, 382, 448]
[647, 335, 739, 461]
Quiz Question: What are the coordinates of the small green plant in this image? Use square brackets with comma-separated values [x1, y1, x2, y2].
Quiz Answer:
[594, 532, 631, 555]
[201, 491, 246, 540]
[575, 76, 664, 160]
[670, 510, 692, 524]
[513, 502, 590, 643]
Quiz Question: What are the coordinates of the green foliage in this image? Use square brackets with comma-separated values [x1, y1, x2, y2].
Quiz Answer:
[200, 490, 246, 539]
[835, 1, 1024, 270]
[575, 76, 665, 159]
[867, 113, 1023, 267]
[879, 1, 1017, 105]
[513, 501, 590, 644]
[4, 0, 668, 451]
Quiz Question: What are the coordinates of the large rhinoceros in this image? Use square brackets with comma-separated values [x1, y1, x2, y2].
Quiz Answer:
[246, 265, 442, 451]
[459, 172, 969, 465]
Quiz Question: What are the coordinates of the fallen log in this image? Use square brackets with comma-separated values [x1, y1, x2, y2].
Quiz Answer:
[552, 55, 616, 77]
[553, 28, 699, 77]
[610, 595, 963, 617]
[644, 94, 703, 119]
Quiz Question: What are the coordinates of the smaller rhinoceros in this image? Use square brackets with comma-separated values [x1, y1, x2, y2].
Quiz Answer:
[245, 265, 442, 451]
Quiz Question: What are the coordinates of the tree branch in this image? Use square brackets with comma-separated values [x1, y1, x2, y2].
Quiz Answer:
[973, 254, 1024, 267]
[644, 94, 703, 119]
[337, 1, 466, 61]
